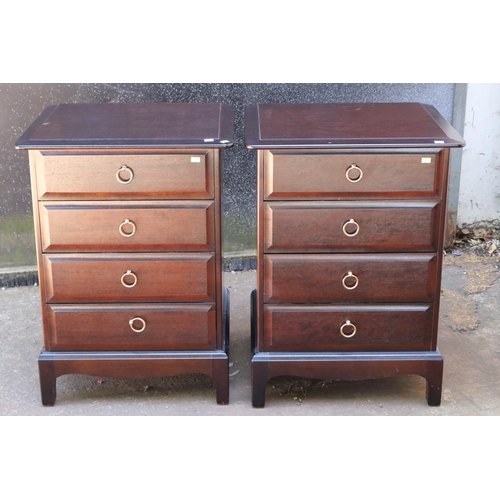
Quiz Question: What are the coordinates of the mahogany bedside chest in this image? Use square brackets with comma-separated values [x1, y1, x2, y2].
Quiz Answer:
[16, 102, 234, 405]
[244, 102, 465, 407]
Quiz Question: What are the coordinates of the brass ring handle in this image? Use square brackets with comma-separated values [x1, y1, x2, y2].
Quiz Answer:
[342, 219, 359, 237]
[342, 271, 359, 290]
[116, 165, 134, 184]
[340, 320, 356, 338]
[346, 164, 363, 183]
[119, 218, 136, 237]
[129, 317, 146, 333]
[121, 270, 138, 288]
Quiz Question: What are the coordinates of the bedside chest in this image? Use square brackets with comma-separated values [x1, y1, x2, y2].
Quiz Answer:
[245, 102, 465, 407]
[16, 102, 234, 405]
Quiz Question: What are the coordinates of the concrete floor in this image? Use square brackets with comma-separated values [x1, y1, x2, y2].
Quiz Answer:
[1, 250, 499, 416]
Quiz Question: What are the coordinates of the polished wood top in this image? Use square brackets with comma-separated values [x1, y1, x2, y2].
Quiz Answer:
[244, 102, 465, 149]
[16, 102, 234, 149]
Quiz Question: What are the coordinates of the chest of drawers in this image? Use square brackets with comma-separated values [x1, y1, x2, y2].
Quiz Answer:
[245, 102, 465, 407]
[16, 102, 234, 405]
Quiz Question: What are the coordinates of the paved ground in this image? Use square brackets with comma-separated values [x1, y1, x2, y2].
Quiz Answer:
[1, 251, 499, 416]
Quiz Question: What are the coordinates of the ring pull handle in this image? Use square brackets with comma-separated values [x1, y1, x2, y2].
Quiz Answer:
[121, 270, 138, 288]
[116, 165, 134, 184]
[342, 219, 360, 237]
[342, 271, 359, 290]
[119, 218, 136, 237]
[129, 317, 146, 333]
[346, 164, 363, 183]
[340, 320, 356, 338]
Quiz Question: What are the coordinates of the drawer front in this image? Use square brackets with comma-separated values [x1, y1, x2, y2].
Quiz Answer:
[264, 151, 441, 200]
[263, 304, 434, 352]
[46, 303, 216, 351]
[35, 151, 214, 200]
[264, 201, 440, 253]
[39, 200, 215, 252]
[264, 254, 437, 303]
[43, 253, 216, 303]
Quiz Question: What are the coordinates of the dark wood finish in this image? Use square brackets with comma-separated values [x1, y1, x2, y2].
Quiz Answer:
[39, 289, 230, 405]
[251, 352, 444, 407]
[263, 304, 434, 351]
[43, 253, 216, 303]
[250, 291, 442, 407]
[245, 103, 465, 149]
[264, 254, 437, 303]
[35, 150, 215, 200]
[264, 150, 443, 200]
[39, 200, 215, 252]
[264, 201, 441, 253]
[46, 303, 217, 351]
[19, 103, 233, 405]
[16, 102, 234, 149]
[38, 349, 230, 406]
[246, 102, 464, 407]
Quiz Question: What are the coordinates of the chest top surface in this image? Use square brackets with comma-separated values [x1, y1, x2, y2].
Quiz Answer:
[244, 102, 465, 149]
[16, 102, 234, 149]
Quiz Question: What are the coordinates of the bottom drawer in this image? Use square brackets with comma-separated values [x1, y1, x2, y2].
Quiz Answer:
[263, 304, 434, 352]
[45, 303, 216, 351]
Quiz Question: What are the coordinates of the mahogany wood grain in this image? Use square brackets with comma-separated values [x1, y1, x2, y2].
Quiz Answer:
[45, 303, 217, 351]
[263, 303, 434, 351]
[251, 350, 443, 407]
[43, 253, 216, 303]
[212, 149, 224, 349]
[245, 103, 465, 149]
[247, 102, 464, 407]
[38, 349, 230, 406]
[35, 150, 214, 200]
[264, 200, 441, 253]
[39, 200, 215, 252]
[250, 293, 443, 407]
[20, 103, 234, 405]
[263, 253, 437, 303]
[264, 150, 443, 200]
[16, 102, 234, 149]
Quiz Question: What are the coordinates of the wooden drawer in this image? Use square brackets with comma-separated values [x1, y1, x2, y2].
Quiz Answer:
[263, 150, 441, 200]
[264, 200, 440, 253]
[34, 150, 214, 200]
[263, 304, 434, 352]
[43, 253, 216, 303]
[45, 303, 217, 351]
[263, 254, 437, 303]
[39, 200, 215, 252]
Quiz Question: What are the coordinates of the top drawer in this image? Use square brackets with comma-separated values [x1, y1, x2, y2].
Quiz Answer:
[33, 150, 214, 200]
[263, 150, 442, 200]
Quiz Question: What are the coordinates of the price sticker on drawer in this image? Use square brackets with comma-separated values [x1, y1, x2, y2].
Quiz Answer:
[191, 157, 201, 163]
[421, 157, 432, 163]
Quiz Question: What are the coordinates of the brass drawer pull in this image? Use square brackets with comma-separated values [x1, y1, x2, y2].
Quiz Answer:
[116, 165, 134, 184]
[119, 218, 136, 237]
[129, 317, 146, 333]
[342, 219, 359, 237]
[346, 164, 363, 183]
[340, 320, 356, 338]
[342, 271, 359, 290]
[121, 270, 138, 288]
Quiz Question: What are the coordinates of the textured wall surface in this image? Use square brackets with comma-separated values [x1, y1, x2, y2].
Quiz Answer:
[458, 83, 500, 226]
[0, 83, 456, 270]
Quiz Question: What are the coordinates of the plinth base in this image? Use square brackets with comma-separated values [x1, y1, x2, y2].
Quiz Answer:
[250, 290, 443, 408]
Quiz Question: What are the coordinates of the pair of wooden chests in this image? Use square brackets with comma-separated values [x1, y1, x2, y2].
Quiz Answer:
[16, 102, 465, 407]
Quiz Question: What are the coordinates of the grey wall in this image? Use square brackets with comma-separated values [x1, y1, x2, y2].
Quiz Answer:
[0, 83, 456, 273]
